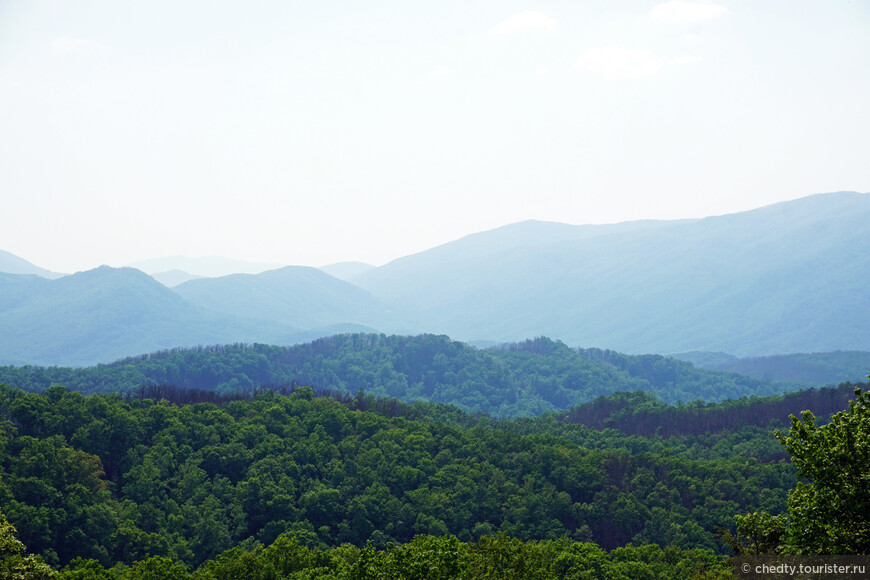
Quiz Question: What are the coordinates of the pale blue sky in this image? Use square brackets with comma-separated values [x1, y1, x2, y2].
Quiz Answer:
[1, 0, 868, 273]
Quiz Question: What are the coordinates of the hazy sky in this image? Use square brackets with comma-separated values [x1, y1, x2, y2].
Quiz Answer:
[1, 0, 868, 273]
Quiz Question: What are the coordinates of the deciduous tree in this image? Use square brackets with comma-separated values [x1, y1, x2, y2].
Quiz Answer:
[776, 386, 870, 554]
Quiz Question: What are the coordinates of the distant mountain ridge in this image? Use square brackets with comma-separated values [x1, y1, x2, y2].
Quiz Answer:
[0, 267, 297, 365]
[128, 255, 284, 278]
[0, 262, 399, 366]
[352, 191, 870, 356]
[319, 261, 375, 280]
[673, 350, 870, 384]
[0, 249, 64, 279]
[1, 191, 869, 365]
[149, 269, 204, 287]
[173, 265, 401, 331]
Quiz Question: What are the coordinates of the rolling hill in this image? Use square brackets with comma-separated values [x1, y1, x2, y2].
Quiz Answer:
[0, 334, 799, 416]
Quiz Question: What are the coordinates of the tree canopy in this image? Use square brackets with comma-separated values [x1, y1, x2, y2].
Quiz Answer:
[0, 334, 798, 417]
[0, 370, 865, 576]
[775, 385, 870, 554]
[0, 506, 56, 579]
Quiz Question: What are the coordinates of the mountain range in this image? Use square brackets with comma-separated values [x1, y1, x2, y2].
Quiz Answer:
[1, 191, 869, 366]
[349, 191, 870, 355]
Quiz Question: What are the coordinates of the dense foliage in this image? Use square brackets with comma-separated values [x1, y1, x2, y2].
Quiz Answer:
[0, 507, 55, 579]
[559, 383, 858, 437]
[55, 533, 733, 579]
[0, 335, 797, 417]
[0, 514, 734, 579]
[0, 383, 798, 572]
[775, 386, 870, 554]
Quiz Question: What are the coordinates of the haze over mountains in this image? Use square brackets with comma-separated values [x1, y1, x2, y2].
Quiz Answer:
[2, 191, 869, 366]
[351, 191, 870, 355]
[128, 255, 288, 287]
[173, 266, 401, 332]
[0, 267, 300, 366]
[0, 249, 64, 279]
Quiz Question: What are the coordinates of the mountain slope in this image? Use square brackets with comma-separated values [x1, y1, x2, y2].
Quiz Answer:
[0, 267, 302, 366]
[349, 218, 685, 304]
[173, 266, 401, 331]
[0, 249, 64, 278]
[319, 261, 375, 280]
[150, 269, 204, 287]
[352, 191, 870, 356]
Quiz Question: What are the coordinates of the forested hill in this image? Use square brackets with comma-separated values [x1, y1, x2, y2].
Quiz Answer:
[0, 334, 800, 417]
[559, 381, 860, 437]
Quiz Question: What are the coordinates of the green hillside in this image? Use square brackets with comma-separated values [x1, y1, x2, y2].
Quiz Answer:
[0, 334, 800, 417]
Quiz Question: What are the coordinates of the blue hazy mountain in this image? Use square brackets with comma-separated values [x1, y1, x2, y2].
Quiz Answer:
[673, 350, 870, 385]
[0, 265, 394, 366]
[352, 191, 870, 356]
[127, 255, 284, 278]
[0, 249, 64, 278]
[0, 267, 305, 366]
[149, 269, 204, 287]
[2, 191, 869, 365]
[173, 266, 400, 331]
[318, 261, 375, 281]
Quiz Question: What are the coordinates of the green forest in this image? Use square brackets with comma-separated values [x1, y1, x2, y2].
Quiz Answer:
[1, 378, 869, 577]
[0, 335, 867, 578]
[0, 334, 802, 417]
